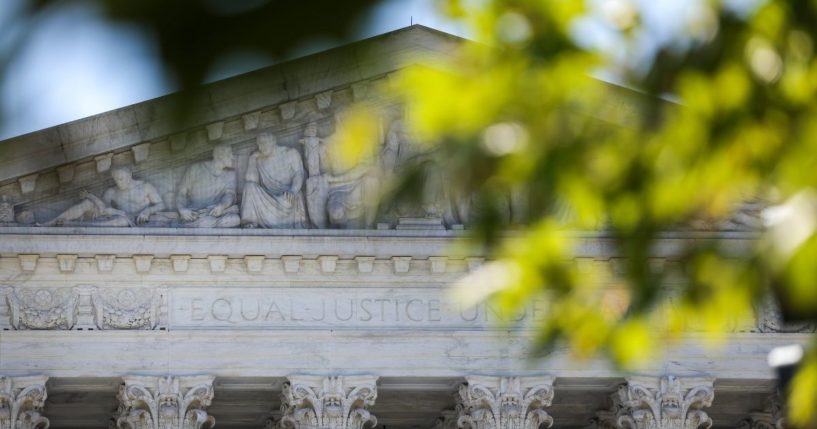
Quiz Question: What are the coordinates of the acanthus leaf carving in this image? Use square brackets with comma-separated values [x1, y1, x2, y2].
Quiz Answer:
[456, 376, 554, 429]
[280, 375, 378, 429]
[435, 410, 459, 429]
[113, 375, 215, 429]
[739, 395, 784, 429]
[612, 376, 714, 429]
[0, 375, 50, 429]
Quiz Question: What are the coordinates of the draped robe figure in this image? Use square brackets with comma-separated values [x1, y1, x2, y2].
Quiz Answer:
[241, 133, 307, 228]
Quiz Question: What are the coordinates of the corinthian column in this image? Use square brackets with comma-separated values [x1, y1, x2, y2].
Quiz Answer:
[279, 375, 378, 429]
[456, 376, 555, 429]
[603, 376, 715, 429]
[112, 375, 215, 429]
[0, 375, 49, 429]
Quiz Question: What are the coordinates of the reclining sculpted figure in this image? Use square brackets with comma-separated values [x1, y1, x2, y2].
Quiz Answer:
[41, 166, 165, 227]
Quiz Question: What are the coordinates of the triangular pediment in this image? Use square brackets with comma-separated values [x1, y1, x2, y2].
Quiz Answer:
[0, 26, 463, 228]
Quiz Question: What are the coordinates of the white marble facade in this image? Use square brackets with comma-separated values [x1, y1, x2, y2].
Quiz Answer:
[0, 26, 806, 428]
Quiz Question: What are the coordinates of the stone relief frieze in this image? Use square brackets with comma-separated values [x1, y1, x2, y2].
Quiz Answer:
[3, 87, 476, 231]
[42, 166, 165, 227]
[0, 286, 168, 331]
[0, 79, 769, 233]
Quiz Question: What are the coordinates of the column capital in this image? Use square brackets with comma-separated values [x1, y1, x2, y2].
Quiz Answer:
[605, 376, 714, 429]
[457, 375, 555, 429]
[280, 375, 379, 429]
[0, 375, 49, 429]
[740, 395, 784, 429]
[113, 375, 215, 429]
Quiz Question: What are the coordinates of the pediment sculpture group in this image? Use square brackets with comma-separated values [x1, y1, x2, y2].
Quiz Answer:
[41, 115, 450, 229]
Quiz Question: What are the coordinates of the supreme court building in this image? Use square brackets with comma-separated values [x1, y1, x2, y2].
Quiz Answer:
[0, 26, 808, 429]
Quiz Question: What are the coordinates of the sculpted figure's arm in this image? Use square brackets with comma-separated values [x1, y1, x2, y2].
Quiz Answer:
[245, 153, 259, 183]
[176, 170, 197, 221]
[100, 188, 126, 217]
[136, 183, 165, 224]
[82, 189, 108, 213]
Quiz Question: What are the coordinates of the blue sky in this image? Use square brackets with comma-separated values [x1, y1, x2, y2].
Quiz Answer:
[0, 0, 465, 140]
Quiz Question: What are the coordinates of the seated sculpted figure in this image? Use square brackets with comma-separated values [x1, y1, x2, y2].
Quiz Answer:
[176, 143, 240, 228]
[42, 166, 165, 227]
[241, 133, 307, 228]
[301, 115, 379, 228]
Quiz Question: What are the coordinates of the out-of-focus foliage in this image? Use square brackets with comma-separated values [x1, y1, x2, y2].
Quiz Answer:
[371, 0, 817, 425]
[4, 0, 817, 425]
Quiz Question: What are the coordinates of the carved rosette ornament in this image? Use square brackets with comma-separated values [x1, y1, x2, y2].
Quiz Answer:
[112, 375, 215, 429]
[0, 375, 49, 429]
[456, 376, 555, 429]
[611, 377, 714, 429]
[279, 375, 378, 429]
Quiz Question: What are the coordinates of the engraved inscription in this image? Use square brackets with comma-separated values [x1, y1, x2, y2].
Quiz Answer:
[171, 288, 547, 330]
